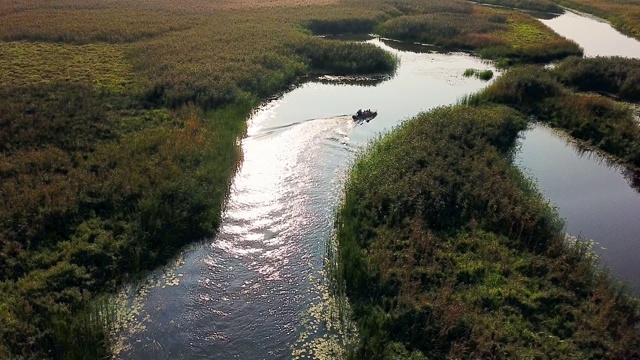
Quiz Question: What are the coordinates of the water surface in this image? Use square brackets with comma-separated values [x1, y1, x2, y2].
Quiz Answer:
[516, 125, 640, 293]
[517, 11, 640, 293]
[117, 39, 495, 359]
[540, 10, 640, 57]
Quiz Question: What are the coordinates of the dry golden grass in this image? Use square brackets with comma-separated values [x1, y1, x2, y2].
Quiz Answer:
[0, 41, 136, 93]
[0, 8, 199, 43]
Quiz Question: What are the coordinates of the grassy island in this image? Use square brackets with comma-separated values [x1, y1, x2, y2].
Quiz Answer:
[335, 105, 640, 359]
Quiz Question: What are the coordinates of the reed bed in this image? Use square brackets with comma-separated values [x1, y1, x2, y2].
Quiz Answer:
[375, 3, 582, 64]
[0, 0, 397, 357]
[0, 0, 605, 357]
[334, 105, 640, 359]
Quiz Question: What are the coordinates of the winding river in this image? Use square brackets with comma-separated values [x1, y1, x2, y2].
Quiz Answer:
[116, 39, 496, 359]
[117, 10, 640, 359]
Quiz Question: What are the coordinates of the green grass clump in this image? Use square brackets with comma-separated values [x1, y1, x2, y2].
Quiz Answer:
[554, 56, 640, 102]
[477, 69, 494, 80]
[463, 68, 494, 80]
[334, 104, 640, 359]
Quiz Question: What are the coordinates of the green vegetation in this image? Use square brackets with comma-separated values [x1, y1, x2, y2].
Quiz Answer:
[334, 105, 640, 359]
[0, 0, 619, 358]
[373, 3, 582, 65]
[555, 56, 640, 102]
[0, 0, 401, 358]
[475, 64, 640, 169]
[463, 68, 494, 80]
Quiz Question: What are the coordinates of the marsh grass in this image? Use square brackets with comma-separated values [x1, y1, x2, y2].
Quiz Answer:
[554, 56, 640, 102]
[0, 41, 137, 92]
[374, 3, 581, 64]
[334, 104, 640, 358]
[0, 0, 406, 356]
[0, 0, 628, 357]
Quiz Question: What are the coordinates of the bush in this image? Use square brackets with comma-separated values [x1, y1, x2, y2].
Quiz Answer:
[555, 56, 640, 102]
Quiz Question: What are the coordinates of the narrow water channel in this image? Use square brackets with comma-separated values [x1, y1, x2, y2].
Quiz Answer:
[116, 39, 495, 359]
[516, 125, 640, 293]
[540, 10, 640, 57]
[516, 10, 640, 293]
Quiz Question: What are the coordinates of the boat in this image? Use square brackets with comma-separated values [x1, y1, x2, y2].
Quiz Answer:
[352, 109, 377, 121]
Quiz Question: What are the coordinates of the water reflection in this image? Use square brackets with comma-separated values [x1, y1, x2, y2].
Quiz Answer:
[540, 10, 640, 57]
[315, 74, 390, 87]
[564, 138, 640, 195]
[529, 10, 561, 20]
[516, 124, 640, 294]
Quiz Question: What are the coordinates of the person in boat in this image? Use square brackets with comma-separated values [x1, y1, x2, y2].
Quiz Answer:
[357, 109, 362, 116]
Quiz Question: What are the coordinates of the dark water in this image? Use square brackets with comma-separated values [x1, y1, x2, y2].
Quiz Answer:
[516, 125, 640, 293]
[516, 11, 640, 293]
[116, 39, 496, 359]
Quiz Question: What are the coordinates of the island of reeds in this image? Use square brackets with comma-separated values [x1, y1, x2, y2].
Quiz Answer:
[2, 0, 640, 358]
[334, 103, 640, 359]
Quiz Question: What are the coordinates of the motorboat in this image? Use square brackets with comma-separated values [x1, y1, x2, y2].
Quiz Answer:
[352, 109, 377, 121]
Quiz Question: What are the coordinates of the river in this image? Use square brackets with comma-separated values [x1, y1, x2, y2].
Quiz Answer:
[115, 39, 495, 359]
[515, 9, 640, 294]
[116, 10, 640, 359]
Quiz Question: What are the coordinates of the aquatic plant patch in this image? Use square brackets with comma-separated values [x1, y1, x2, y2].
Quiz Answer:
[463, 68, 494, 80]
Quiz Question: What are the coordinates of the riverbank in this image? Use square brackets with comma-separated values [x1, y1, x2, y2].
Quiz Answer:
[334, 104, 640, 358]
[471, 60, 640, 173]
